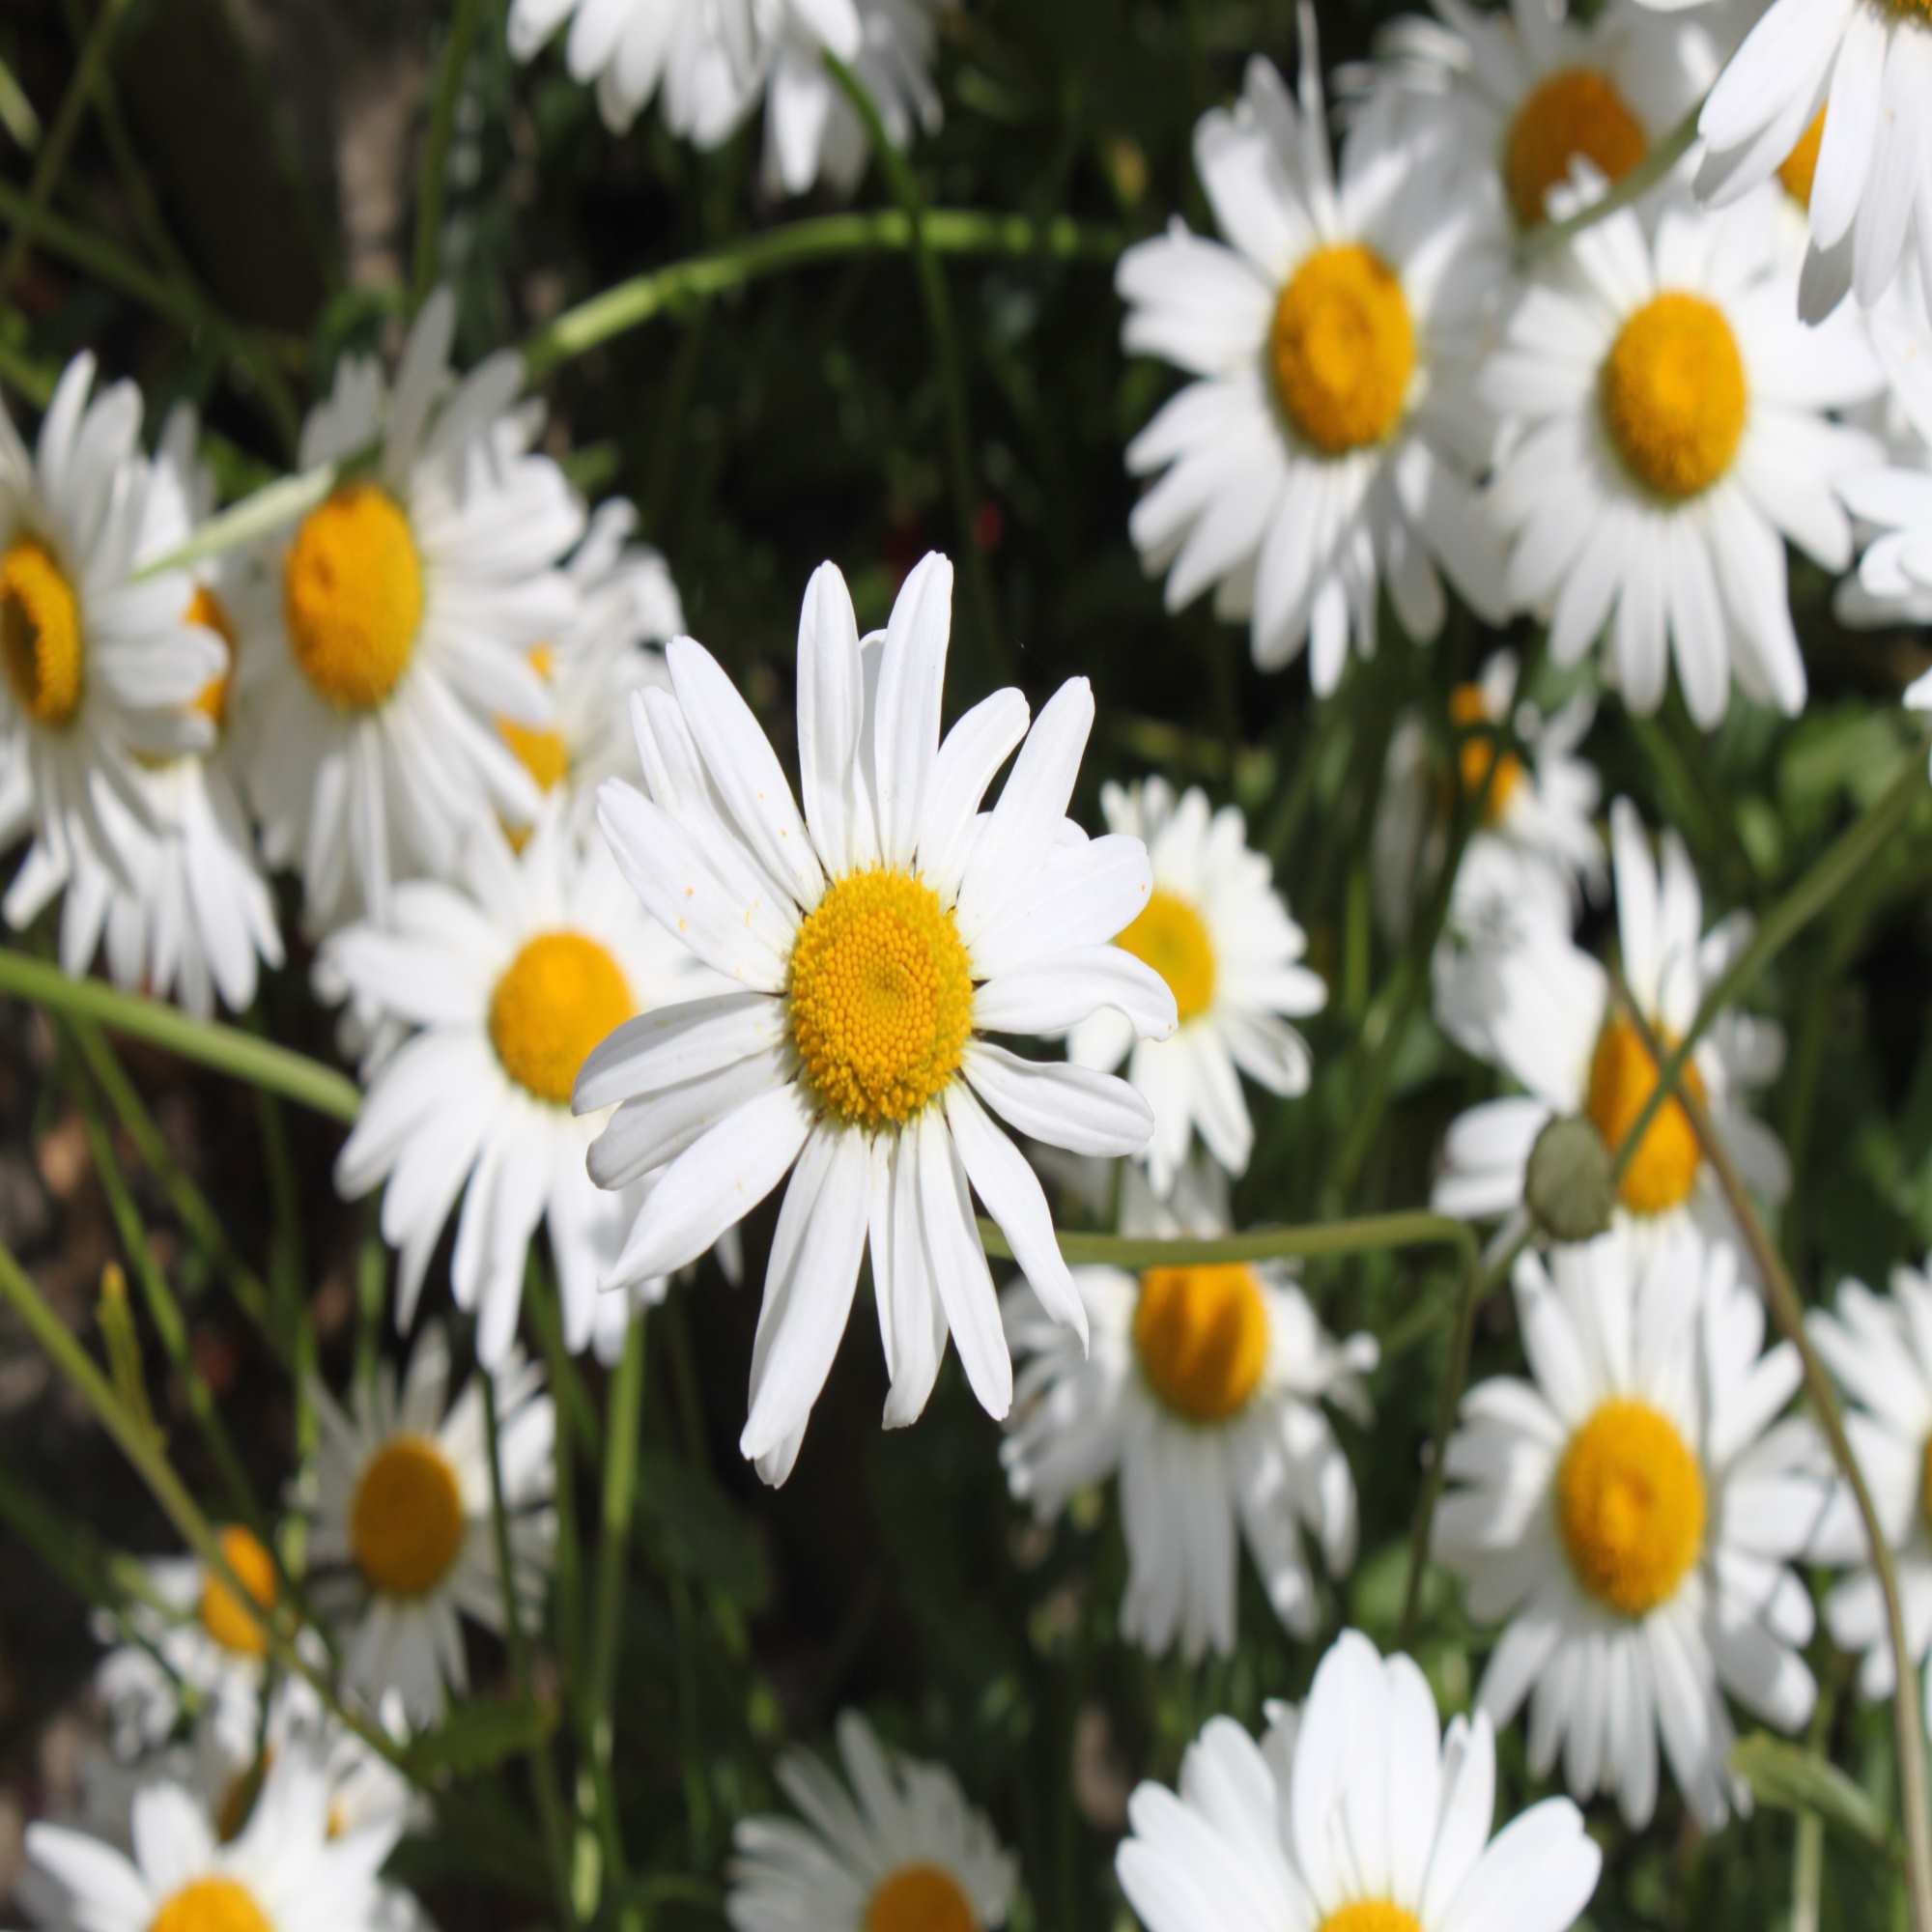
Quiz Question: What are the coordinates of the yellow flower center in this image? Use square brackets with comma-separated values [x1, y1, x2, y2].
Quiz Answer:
[786, 867, 975, 1129]
[1269, 243, 1416, 456]
[1557, 1397, 1705, 1615]
[1318, 1906, 1425, 1932]
[488, 930, 636, 1106]
[197, 1525, 278, 1658]
[1, 537, 84, 727]
[865, 1864, 979, 1932]
[1778, 110, 1827, 209]
[499, 644, 569, 850]
[1133, 1264, 1270, 1424]
[1503, 68, 1647, 229]
[148, 1877, 273, 1932]
[1584, 1014, 1707, 1215]
[1601, 293, 1748, 500]
[350, 1434, 467, 1600]
[185, 585, 237, 733]
[1447, 682, 1523, 824]
[1115, 888, 1216, 1023]
[282, 484, 424, 711]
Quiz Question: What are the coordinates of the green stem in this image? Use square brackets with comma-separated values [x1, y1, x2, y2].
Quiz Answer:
[136, 462, 341, 582]
[412, 0, 483, 310]
[1523, 100, 1700, 262]
[977, 1208, 1476, 1273]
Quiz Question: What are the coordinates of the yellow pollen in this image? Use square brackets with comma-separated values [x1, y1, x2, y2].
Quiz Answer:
[1504, 68, 1647, 228]
[197, 1525, 278, 1658]
[1585, 1014, 1707, 1215]
[1557, 1398, 1705, 1616]
[1269, 243, 1416, 455]
[1601, 293, 1748, 500]
[148, 1877, 273, 1932]
[1778, 110, 1827, 209]
[1447, 683, 1523, 824]
[498, 643, 570, 844]
[865, 1864, 979, 1932]
[1884, 0, 1932, 19]
[1, 537, 84, 726]
[185, 585, 236, 732]
[488, 930, 635, 1106]
[350, 1434, 467, 1599]
[786, 867, 974, 1129]
[1317, 1906, 1425, 1932]
[1115, 888, 1217, 1023]
[282, 484, 423, 711]
[1134, 1264, 1270, 1424]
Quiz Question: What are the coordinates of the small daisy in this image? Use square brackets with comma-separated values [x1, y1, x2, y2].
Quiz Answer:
[233, 288, 582, 932]
[1117, 1627, 1602, 1932]
[727, 1710, 1015, 1932]
[579, 553, 1176, 1484]
[1835, 460, 1932, 767]
[1433, 798, 1788, 1251]
[1066, 777, 1324, 1195]
[1003, 1158, 1376, 1661]
[304, 1323, 555, 1723]
[322, 811, 720, 1363]
[1118, 13, 1510, 693]
[1485, 182, 1883, 727]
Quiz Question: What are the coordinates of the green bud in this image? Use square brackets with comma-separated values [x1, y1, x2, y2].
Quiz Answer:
[1524, 1115, 1615, 1245]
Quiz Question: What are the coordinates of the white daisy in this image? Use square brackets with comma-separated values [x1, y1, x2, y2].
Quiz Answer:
[1116, 1627, 1602, 1932]
[322, 810, 720, 1364]
[1484, 181, 1883, 727]
[727, 1710, 1015, 1932]
[233, 288, 582, 932]
[579, 552, 1176, 1484]
[1002, 1157, 1376, 1661]
[1834, 461, 1932, 767]
[1432, 798, 1788, 1251]
[1434, 1225, 1825, 1828]
[1117, 15, 1510, 693]
[304, 1322, 555, 1723]
[1066, 777, 1324, 1195]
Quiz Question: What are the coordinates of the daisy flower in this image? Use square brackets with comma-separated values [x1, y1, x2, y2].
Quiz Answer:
[1066, 777, 1324, 1195]
[1116, 1627, 1602, 1932]
[579, 552, 1176, 1484]
[1436, 1227, 1825, 1828]
[1835, 461, 1932, 765]
[1433, 798, 1788, 1251]
[1117, 14, 1510, 693]
[233, 288, 582, 931]
[727, 1711, 1015, 1932]
[304, 1323, 555, 1723]
[1002, 1157, 1376, 1661]
[1485, 183, 1883, 727]
[322, 812, 721, 1364]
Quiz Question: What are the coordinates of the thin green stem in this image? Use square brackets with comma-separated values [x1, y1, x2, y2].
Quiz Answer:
[1398, 1253, 1480, 1647]
[136, 462, 341, 583]
[977, 1208, 1476, 1273]
[1523, 101, 1700, 262]
[412, 0, 483, 310]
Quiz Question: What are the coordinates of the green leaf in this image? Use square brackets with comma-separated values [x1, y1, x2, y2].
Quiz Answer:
[635, 1448, 773, 1607]
[1731, 1732, 1900, 1859]
[404, 1694, 556, 1780]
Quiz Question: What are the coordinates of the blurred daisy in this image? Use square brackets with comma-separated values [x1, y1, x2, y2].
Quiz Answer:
[1067, 778, 1324, 1194]
[1484, 185, 1883, 727]
[727, 1711, 1014, 1932]
[1433, 799, 1788, 1249]
[1003, 1158, 1376, 1661]
[322, 813, 719, 1363]
[1434, 1227, 1825, 1828]
[1118, 16, 1510, 693]
[304, 1323, 555, 1723]
[1117, 1627, 1602, 1932]
[1835, 462, 1932, 768]
[234, 288, 582, 931]
[580, 553, 1175, 1483]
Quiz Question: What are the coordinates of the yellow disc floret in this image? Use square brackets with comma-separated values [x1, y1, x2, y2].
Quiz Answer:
[197, 1525, 279, 1658]
[1270, 243, 1416, 456]
[1585, 1013, 1707, 1215]
[1, 537, 84, 727]
[1448, 682, 1523, 823]
[489, 931, 635, 1106]
[1504, 68, 1647, 228]
[787, 867, 975, 1129]
[1557, 1397, 1705, 1616]
[282, 484, 424, 711]
[1778, 110, 1827, 210]
[1318, 1906, 1425, 1932]
[499, 644, 570, 838]
[185, 584, 237, 732]
[1134, 1264, 1270, 1424]
[866, 1864, 979, 1932]
[1115, 888, 1217, 1024]
[350, 1434, 467, 1599]
[1601, 293, 1748, 500]
[148, 1876, 274, 1932]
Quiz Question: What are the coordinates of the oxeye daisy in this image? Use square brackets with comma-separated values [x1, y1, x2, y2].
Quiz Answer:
[1835, 461, 1932, 766]
[1065, 777, 1324, 1195]
[1116, 1627, 1602, 1932]
[579, 552, 1176, 1484]
[1433, 1227, 1826, 1828]
[1117, 13, 1510, 694]
[232, 288, 583, 931]
[1484, 184, 1883, 727]
[726, 1711, 1015, 1932]
[1002, 1158, 1376, 1661]
[302, 1323, 554, 1723]
[1433, 799, 1788, 1252]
